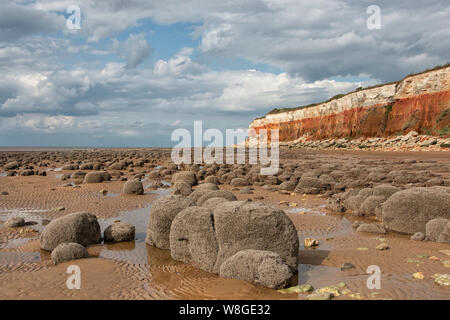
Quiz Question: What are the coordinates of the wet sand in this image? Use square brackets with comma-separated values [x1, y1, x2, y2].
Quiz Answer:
[0, 149, 449, 300]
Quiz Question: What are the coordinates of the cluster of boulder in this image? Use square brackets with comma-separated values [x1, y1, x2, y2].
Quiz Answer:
[145, 171, 299, 289]
[279, 131, 450, 151]
[39, 212, 135, 265]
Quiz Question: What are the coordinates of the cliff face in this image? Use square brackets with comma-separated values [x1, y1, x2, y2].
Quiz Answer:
[250, 66, 450, 142]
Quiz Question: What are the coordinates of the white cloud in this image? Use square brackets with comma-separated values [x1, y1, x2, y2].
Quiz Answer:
[113, 33, 152, 68]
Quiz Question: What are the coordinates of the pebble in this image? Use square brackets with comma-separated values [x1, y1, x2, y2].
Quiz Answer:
[376, 243, 390, 251]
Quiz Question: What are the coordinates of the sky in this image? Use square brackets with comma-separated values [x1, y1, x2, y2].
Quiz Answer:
[0, 0, 449, 147]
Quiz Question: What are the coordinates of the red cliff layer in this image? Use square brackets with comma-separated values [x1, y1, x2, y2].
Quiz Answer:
[250, 66, 450, 142]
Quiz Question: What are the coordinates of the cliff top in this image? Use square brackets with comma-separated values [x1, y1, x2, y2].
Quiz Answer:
[255, 63, 450, 120]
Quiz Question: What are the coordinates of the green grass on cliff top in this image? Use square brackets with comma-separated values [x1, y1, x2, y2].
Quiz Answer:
[256, 63, 450, 120]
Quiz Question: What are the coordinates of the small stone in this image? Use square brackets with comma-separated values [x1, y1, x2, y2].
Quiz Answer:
[51, 242, 88, 265]
[341, 262, 356, 271]
[100, 189, 108, 195]
[412, 272, 424, 280]
[411, 232, 426, 241]
[1, 192, 8, 196]
[376, 243, 390, 251]
[429, 256, 440, 261]
[304, 237, 319, 248]
[54, 206, 65, 212]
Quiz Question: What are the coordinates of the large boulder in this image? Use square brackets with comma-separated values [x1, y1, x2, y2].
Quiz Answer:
[426, 218, 450, 243]
[172, 171, 197, 187]
[357, 196, 386, 216]
[104, 222, 135, 242]
[51, 243, 88, 265]
[212, 200, 298, 272]
[196, 190, 237, 206]
[219, 249, 293, 289]
[201, 197, 230, 211]
[172, 182, 193, 196]
[40, 212, 101, 251]
[186, 184, 219, 204]
[382, 187, 450, 234]
[83, 171, 111, 184]
[170, 206, 218, 273]
[145, 195, 192, 249]
[123, 179, 144, 195]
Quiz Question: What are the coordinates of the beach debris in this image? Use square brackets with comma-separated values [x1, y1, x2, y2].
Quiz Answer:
[440, 250, 450, 256]
[357, 247, 369, 251]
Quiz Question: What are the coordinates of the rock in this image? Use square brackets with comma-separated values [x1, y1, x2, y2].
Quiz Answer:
[304, 237, 319, 248]
[104, 221, 135, 242]
[372, 184, 400, 198]
[186, 184, 219, 203]
[219, 250, 293, 289]
[145, 195, 192, 249]
[205, 176, 219, 185]
[172, 171, 197, 187]
[4, 161, 19, 170]
[40, 212, 101, 251]
[230, 178, 249, 187]
[341, 263, 355, 271]
[356, 223, 387, 234]
[123, 179, 144, 195]
[411, 232, 426, 241]
[4, 217, 26, 228]
[172, 182, 192, 196]
[196, 190, 237, 206]
[51, 243, 88, 265]
[326, 197, 345, 212]
[1, 191, 8, 196]
[239, 186, 253, 194]
[72, 171, 86, 179]
[382, 187, 450, 234]
[201, 197, 230, 211]
[170, 206, 218, 273]
[212, 201, 299, 272]
[375, 242, 390, 250]
[83, 171, 111, 184]
[357, 196, 386, 216]
[425, 218, 450, 243]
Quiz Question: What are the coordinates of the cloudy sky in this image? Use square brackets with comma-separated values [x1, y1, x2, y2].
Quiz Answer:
[0, 0, 448, 147]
